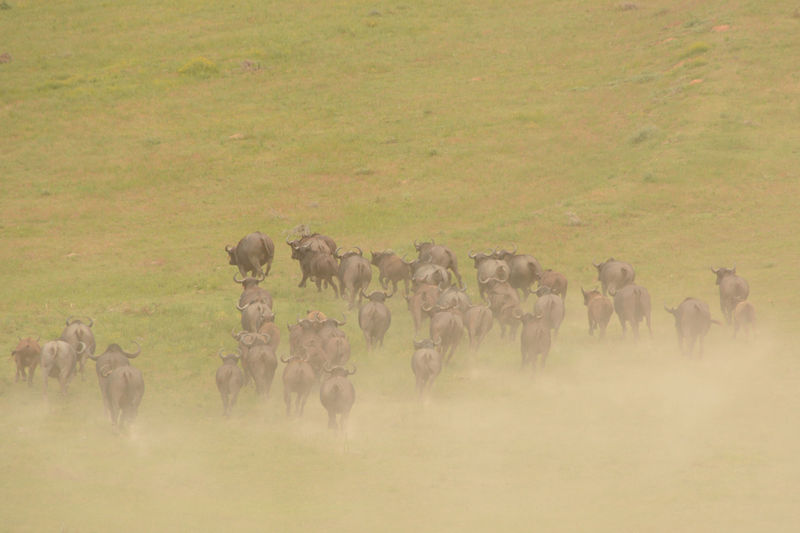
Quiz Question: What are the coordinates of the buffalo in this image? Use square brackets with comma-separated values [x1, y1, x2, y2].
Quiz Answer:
[593, 258, 635, 296]
[612, 284, 652, 339]
[411, 339, 443, 399]
[237, 333, 277, 398]
[426, 304, 464, 364]
[358, 290, 392, 351]
[469, 250, 510, 301]
[280, 355, 316, 417]
[336, 247, 372, 309]
[107, 365, 144, 430]
[581, 288, 613, 338]
[411, 261, 451, 290]
[664, 298, 718, 357]
[437, 285, 471, 316]
[494, 247, 543, 300]
[40, 340, 83, 397]
[319, 364, 356, 431]
[88, 342, 141, 420]
[538, 270, 568, 300]
[60, 316, 95, 381]
[226, 231, 275, 278]
[371, 250, 413, 296]
[463, 305, 493, 352]
[216, 350, 244, 417]
[11, 336, 40, 386]
[288, 242, 339, 296]
[711, 266, 749, 324]
[518, 312, 551, 372]
[484, 278, 522, 340]
[533, 286, 565, 340]
[238, 300, 274, 333]
[405, 283, 441, 334]
[733, 300, 756, 340]
[414, 240, 464, 288]
[234, 272, 273, 309]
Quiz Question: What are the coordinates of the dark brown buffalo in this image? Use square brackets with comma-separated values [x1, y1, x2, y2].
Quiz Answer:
[234, 272, 273, 309]
[581, 288, 613, 338]
[469, 250, 510, 300]
[405, 283, 441, 334]
[286, 314, 346, 373]
[60, 316, 95, 381]
[319, 365, 356, 431]
[539, 270, 568, 300]
[463, 305, 493, 352]
[664, 298, 719, 357]
[107, 365, 144, 430]
[712, 266, 750, 324]
[593, 258, 635, 296]
[238, 301, 274, 333]
[484, 278, 522, 340]
[11, 337, 40, 386]
[518, 312, 551, 372]
[495, 248, 543, 300]
[289, 243, 339, 296]
[358, 290, 392, 351]
[411, 339, 443, 399]
[612, 284, 652, 339]
[371, 250, 413, 296]
[411, 261, 451, 290]
[237, 333, 278, 398]
[280, 355, 316, 417]
[226, 232, 275, 278]
[533, 286, 565, 340]
[336, 247, 372, 309]
[414, 240, 464, 288]
[426, 304, 464, 365]
[733, 300, 756, 340]
[437, 285, 471, 316]
[88, 342, 141, 420]
[286, 232, 337, 255]
[216, 351, 244, 417]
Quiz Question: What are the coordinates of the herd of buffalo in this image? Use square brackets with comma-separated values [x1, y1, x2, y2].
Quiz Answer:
[10, 229, 758, 433]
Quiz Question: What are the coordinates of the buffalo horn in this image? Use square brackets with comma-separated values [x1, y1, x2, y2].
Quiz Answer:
[233, 272, 245, 284]
[280, 355, 292, 364]
[122, 341, 141, 359]
[347, 364, 357, 376]
[236, 301, 251, 312]
[218, 349, 226, 361]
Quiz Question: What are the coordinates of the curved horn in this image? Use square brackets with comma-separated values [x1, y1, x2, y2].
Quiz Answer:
[240, 333, 255, 347]
[347, 364, 357, 376]
[122, 341, 141, 359]
[512, 308, 523, 319]
[76, 341, 87, 355]
[233, 272, 245, 284]
[218, 349, 226, 362]
[353, 246, 362, 256]
[225, 244, 234, 253]
[236, 301, 251, 312]
[65, 316, 76, 327]
[231, 329, 245, 340]
[509, 244, 517, 255]
[334, 247, 343, 258]
[280, 355, 292, 364]
[711, 267, 719, 274]
[468, 250, 477, 259]
[413, 239, 419, 249]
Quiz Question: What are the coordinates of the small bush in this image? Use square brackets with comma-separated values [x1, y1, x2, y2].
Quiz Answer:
[178, 56, 219, 78]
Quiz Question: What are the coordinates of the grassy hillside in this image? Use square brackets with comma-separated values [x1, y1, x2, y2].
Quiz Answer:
[1, 1, 799, 531]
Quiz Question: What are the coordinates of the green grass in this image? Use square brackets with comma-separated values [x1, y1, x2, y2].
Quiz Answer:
[2, 0, 800, 531]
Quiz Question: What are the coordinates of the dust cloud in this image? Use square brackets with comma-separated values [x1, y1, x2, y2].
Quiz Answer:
[2, 325, 798, 532]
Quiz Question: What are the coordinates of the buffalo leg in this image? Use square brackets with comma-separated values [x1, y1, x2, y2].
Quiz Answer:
[327, 411, 337, 430]
[283, 390, 292, 416]
[220, 390, 230, 417]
